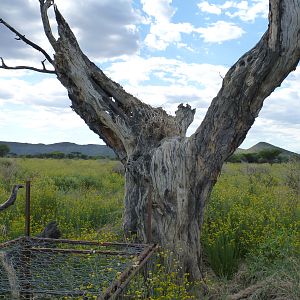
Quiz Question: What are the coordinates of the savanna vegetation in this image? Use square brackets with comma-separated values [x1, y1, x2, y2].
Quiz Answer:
[226, 149, 295, 164]
[0, 157, 299, 299]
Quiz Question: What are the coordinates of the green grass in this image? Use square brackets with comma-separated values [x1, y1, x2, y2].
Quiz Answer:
[0, 158, 124, 241]
[0, 158, 299, 299]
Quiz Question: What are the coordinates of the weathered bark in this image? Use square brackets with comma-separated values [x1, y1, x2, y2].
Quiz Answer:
[36, 0, 300, 280]
[1, 0, 299, 280]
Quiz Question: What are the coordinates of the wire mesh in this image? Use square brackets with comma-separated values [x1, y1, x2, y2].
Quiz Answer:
[0, 237, 157, 299]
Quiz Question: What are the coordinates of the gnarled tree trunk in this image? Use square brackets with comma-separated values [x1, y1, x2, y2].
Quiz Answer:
[1, 0, 299, 280]
[38, 0, 300, 280]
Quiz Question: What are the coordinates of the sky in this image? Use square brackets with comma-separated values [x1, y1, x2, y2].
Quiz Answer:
[0, 0, 299, 153]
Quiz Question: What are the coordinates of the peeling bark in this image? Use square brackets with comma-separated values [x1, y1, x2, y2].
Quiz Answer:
[1, 0, 299, 280]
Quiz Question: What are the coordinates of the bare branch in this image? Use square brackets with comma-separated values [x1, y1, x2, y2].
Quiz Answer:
[0, 18, 54, 65]
[39, 0, 57, 50]
[0, 184, 24, 212]
[0, 57, 56, 74]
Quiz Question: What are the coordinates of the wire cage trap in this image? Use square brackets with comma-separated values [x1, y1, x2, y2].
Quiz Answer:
[0, 236, 157, 299]
[1, 180, 158, 299]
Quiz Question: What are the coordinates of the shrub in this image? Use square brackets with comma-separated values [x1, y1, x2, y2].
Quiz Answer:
[0, 144, 10, 157]
[202, 163, 299, 278]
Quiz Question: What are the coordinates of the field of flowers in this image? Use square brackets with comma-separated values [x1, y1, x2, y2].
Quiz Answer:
[0, 158, 124, 242]
[0, 157, 299, 299]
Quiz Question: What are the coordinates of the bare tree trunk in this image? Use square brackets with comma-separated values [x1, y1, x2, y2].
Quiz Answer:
[1, 0, 299, 280]
[124, 138, 214, 279]
[35, 0, 300, 280]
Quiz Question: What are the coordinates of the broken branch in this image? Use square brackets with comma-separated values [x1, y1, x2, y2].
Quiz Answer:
[0, 57, 56, 74]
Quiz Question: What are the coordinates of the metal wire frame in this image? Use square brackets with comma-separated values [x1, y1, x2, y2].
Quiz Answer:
[0, 237, 158, 300]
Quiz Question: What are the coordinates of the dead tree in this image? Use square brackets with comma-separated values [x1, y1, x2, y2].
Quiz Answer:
[1, 0, 300, 279]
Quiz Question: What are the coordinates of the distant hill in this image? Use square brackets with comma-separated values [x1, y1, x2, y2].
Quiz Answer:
[0, 141, 116, 158]
[236, 142, 299, 159]
[0, 141, 298, 160]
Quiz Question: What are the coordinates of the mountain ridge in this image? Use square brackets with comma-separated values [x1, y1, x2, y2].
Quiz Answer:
[0, 141, 299, 158]
[0, 141, 116, 158]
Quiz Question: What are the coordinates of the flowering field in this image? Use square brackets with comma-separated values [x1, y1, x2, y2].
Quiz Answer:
[0, 158, 299, 299]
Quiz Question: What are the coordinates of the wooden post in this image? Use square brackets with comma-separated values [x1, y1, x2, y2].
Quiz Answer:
[25, 180, 31, 237]
[22, 179, 32, 299]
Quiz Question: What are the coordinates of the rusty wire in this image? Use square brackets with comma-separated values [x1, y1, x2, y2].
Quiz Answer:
[0, 237, 157, 299]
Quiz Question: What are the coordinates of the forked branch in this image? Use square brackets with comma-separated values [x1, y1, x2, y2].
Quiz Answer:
[0, 17, 55, 74]
[0, 57, 56, 74]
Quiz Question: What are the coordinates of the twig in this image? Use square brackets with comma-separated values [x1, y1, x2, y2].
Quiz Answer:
[0, 57, 56, 74]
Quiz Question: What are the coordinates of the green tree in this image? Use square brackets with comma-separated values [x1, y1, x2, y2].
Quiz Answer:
[258, 149, 282, 164]
[0, 144, 10, 157]
[242, 153, 259, 163]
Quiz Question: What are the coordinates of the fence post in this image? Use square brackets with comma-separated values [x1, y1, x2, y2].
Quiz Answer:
[25, 179, 31, 237]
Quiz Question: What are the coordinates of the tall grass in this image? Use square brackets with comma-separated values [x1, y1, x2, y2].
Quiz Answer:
[202, 163, 300, 279]
[0, 158, 124, 242]
[0, 158, 299, 298]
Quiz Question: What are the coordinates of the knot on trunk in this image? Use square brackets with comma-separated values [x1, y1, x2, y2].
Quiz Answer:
[175, 104, 196, 136]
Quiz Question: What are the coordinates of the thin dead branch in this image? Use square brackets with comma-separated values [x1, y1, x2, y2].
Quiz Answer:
[0, 18, 54, 65]
[0, 17, 56, 74]
[0, 184, 24, 212]
[0, 57, 56, 74]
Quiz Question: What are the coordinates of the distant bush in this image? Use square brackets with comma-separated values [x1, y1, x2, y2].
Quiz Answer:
[227, 149, 284, 164]
[0, 144, 10, 157]
[20, 151, 109, 160]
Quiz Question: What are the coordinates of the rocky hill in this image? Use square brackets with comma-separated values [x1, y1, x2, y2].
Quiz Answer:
[236, 142, 299, 159]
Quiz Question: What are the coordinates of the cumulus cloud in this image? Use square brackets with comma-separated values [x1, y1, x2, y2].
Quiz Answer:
[141, 0, 245, 50]
[0, 106, 100, 144]
[0, 76, 68, 108]
[141, 0, 176, 22]
[197, 0, 268, 22]
[0, 0, 141, 65]
[105, 55, 226, 91]
[197, 1, 222, 15]
[196, 21, 245, 43]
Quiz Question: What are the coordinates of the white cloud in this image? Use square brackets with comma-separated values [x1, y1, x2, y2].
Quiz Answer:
[144, 22, 194, 50]
[106, 55, 226, 89]
[0, 0, 141, 64]
[196, 21, 245, 43]
[0, 77, 68, 108]
[243, 118, 300, 153]
[197, 1, 222, 15]
[141, 0, 245, 50]
[0, 106, 100, 144]
[197, 0, 268, 22]
[141, 0, 176, 22]
[225, 0, 268, 22]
